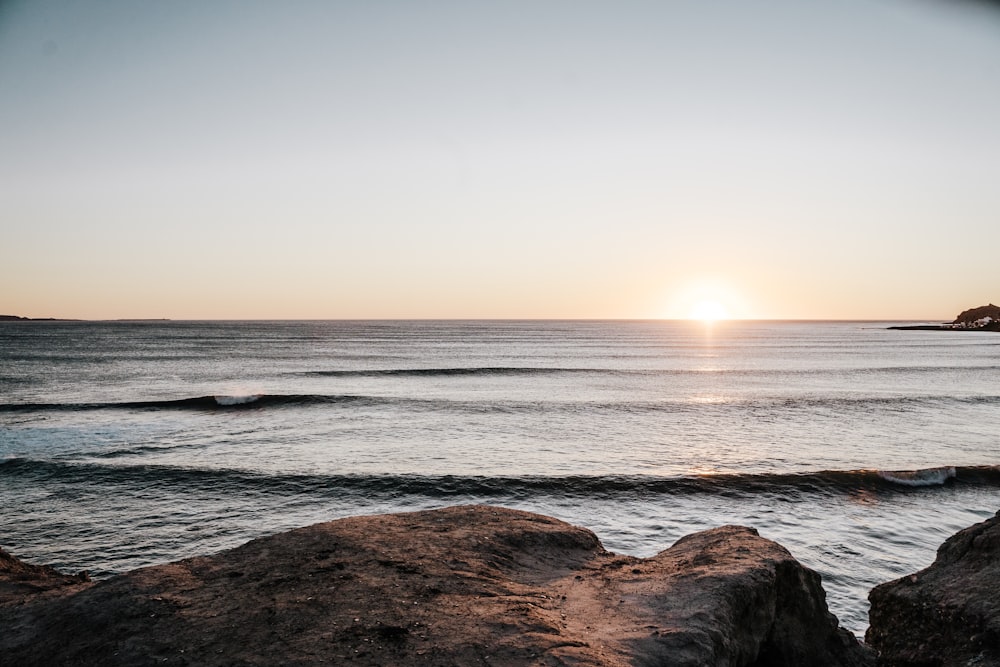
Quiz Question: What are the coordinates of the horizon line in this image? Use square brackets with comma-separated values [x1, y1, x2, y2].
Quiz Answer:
[1, 316, 954, 323]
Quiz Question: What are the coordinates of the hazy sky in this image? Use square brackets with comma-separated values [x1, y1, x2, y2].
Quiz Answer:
[2, 0, 998, 319]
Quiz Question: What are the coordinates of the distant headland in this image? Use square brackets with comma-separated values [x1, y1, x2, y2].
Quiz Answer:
[0, 315, 71, 321]
[0, 316, 168, 322]
[888, 303, 1000, 332]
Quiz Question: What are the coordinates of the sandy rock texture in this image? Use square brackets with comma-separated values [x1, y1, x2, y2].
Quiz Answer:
[1, 505, 871, 666]
[0, 546, 90, 602]
[867, 510, 1000, 667]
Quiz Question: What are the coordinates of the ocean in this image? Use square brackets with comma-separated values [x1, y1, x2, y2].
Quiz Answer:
[1, 320, 998, 635]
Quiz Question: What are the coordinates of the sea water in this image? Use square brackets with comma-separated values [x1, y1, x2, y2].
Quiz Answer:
[1, 320, 998, 634]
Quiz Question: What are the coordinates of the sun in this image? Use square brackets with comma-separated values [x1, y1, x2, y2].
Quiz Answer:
[688, 299, 730, 322]
[661, 279, 750, 320]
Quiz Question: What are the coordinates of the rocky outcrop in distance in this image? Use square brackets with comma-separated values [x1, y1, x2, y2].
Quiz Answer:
[889, 303, 1000, 332]
[867, 510, 1000, 667]
[0, 505, 872, 667]
[952, 303, 1000, 330]
[953, 303, 1000, 325]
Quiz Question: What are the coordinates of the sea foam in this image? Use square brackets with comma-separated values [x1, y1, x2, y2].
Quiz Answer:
[877, 466, 956, 487]
[214, 394, 261, 406]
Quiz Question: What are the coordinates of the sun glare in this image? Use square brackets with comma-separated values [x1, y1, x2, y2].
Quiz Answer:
[688, 299, 730, 322]
[662, 279, 750, 320]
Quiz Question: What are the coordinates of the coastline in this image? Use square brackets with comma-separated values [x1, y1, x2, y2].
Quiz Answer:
[887, 324, 1000, 332]
[887, 304, 1000, 331]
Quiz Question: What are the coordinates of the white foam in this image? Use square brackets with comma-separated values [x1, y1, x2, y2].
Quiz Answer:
[214, 394, 261, 406]
[878, 466, 956, 487]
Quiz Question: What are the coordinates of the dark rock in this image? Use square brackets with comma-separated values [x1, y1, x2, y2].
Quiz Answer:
[952, 303, 1000, 326]
[867, 510, 1000, 666]
[1, 505, 872, 666]
[888, 303, 1000, 332]
[0, 547, 90, 604]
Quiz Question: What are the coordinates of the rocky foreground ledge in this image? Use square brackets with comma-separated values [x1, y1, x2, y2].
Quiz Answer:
[5, 508, 997, 666]
[1, 506, 871, 666]
[1, 506, 872, 666]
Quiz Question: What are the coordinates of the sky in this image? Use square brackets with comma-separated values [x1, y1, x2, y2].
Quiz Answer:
[2, 0, 999, 320]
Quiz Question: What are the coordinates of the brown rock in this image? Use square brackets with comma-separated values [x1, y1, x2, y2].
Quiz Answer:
[952, 304, 1000, 326]
[1, 505, 871, 666]
[0, 546, 90, 604]
[867, 510, 1000, 666]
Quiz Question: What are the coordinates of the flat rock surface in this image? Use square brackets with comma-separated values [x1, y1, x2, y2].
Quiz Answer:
[867, 510, 1000, 667]
[1, 505, 871, 666]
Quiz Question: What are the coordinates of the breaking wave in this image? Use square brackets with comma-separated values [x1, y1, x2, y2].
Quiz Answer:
[296, 365, 1000, 378]
[212, 395, 261, 406]
[0, 394, 395, 412]
[300, 367, 599, 377]
[2, 393, 998, 415]
[2, 459, 995, 499]
[877, 466, 957, 487]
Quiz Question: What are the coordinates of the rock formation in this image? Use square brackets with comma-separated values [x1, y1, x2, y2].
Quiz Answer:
[867, 510, 1000, 666]
[951, 303, 1000, 331]
[952, 303, 1000, 326]
[0, 547, 90, 602]
[888, 302, 1000, 331]
[0, 505, 872, 666]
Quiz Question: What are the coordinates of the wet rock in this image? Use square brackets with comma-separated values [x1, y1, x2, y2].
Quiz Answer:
[1, 505, 871, 666]
[867, 510, 1000, 667]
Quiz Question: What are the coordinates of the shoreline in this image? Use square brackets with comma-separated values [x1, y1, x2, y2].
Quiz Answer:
[887, 324, 1000, 332]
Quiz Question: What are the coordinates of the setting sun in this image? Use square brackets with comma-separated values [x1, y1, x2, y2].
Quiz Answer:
[688, 299, 730, 322]
[661, 279, 749, 320]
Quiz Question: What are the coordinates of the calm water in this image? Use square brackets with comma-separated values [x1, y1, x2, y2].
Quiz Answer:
[1, 320, 998, 634]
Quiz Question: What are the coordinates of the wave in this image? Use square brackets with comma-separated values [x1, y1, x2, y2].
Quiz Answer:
[300, 366, 599, 377]
[771, 394, 1000, 410]
[297, 365, 1000, 379]
[2, 459, 996, 499]
[0, 394, 396, 413]
[2, 392, 1000, 415]
[213, 394, 261, 406]
[856, 365, 1000, 374]
[877, 466, 956, 487]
